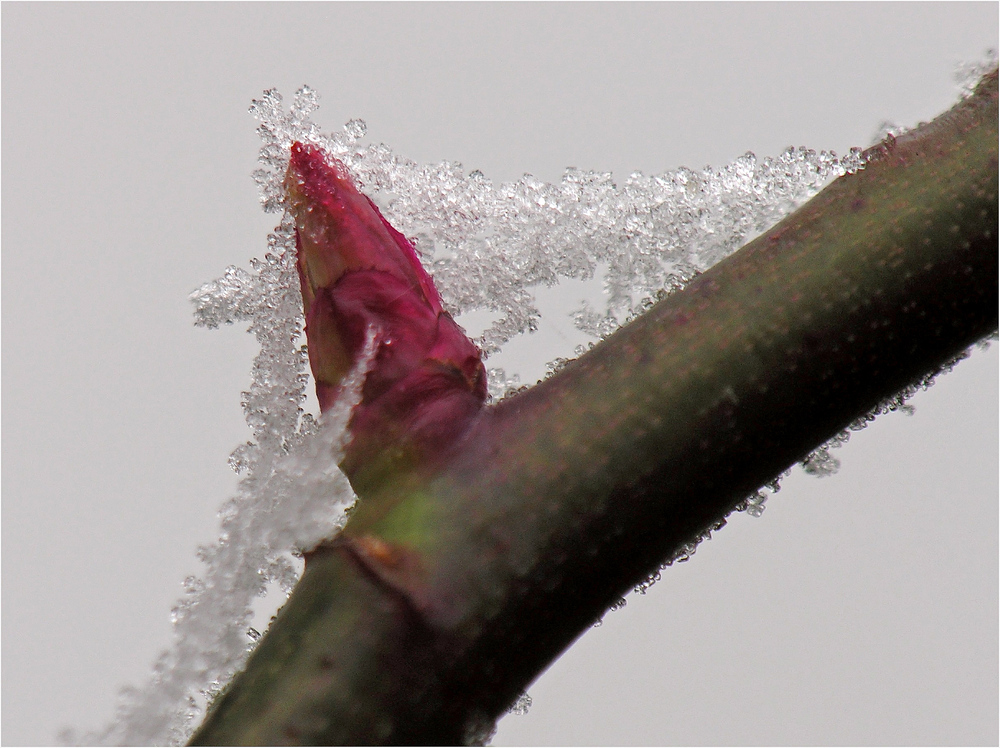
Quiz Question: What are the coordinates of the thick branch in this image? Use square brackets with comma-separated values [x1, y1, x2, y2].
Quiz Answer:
[190, 71, 998, 745]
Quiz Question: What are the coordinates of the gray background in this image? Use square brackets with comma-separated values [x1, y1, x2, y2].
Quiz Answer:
[3, 3, 997, 745]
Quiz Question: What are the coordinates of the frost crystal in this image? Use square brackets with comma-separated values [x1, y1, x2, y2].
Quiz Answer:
[631, 518, 730, 596]
[68, 87, 378, 745]
[486, 366, 524, 403]
[77, 67, 989, 742]
[506, 691, 533, 716]
[956, 48, 998, 98]
[67, 339, 374, 746]
[242, 88, 864, 365]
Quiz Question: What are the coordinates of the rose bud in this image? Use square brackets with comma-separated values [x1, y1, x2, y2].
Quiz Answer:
[285, 142, 487, 478]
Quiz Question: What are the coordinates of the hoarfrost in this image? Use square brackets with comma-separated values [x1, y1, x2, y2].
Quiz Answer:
[956, 48, 998, 98]
[242, 88, 864, 364]
[632, 517, 730, 596]
[506, 691, 533, 716]
[66, 338, 375, 746]
[733, 471, 793, 518]
[78, 62, 993, 741]
[486, 366, 525, 403]
[67, 87, 379, 746]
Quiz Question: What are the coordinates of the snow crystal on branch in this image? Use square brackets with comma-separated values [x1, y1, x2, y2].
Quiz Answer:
[244, 87, 863, 360]
[956, 48, 998, 98]
[75, 59, 993, 741]
[63, 85, 875, 745]
[66, 335, 375, 746]
[70, 104, 377, 742]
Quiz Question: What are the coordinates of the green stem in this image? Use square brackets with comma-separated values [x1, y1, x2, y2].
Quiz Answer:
[190, 70, 998, 746]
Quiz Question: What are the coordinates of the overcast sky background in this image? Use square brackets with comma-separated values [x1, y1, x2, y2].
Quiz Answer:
[3, 3, 997, 745]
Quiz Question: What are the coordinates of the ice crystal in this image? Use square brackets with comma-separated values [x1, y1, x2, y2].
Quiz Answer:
[735, 471, 793, 518]
[590, 595, 627, 627]
[243, 88, 864, 366]
[68, 91, 380, 745]
[486, 366, 524, 403]
[869, 120, 908, 147]
[67, 340, 374, 746]
[506, 691, 533, 716]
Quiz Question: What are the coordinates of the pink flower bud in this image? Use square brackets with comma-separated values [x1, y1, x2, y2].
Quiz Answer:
[285, 142, 487, 470]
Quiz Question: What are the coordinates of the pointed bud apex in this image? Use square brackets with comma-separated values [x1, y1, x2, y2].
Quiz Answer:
[285, 142, 487, 473]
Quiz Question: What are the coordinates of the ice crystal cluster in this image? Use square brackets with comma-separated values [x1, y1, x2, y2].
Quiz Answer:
[73, 64, 992, 743]
[246, 87, 864, 367]
[67, 180, 376, 743]
[68, 342, 375, 744]
[956, 47, 998, 98]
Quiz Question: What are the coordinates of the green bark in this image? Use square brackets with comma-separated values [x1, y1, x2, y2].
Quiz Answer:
[190, 70, 998, 745]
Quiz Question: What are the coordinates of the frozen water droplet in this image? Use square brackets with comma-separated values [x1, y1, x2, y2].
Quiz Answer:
[743, 490, 768, 516]
[228, 442, 255, 474]
[486, 367, 522, 403]
[798, 345, 975, 482]
[802, 446, 841, 477]
[506, 692, 532, 716]
[246, 627, 261, 642]
[634, 569, 661, 594]
[543, 357, 571, 379]
[869, 120, 907, 147]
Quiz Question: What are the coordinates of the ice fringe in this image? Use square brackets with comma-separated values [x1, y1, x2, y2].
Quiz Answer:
[244, 86, 864, 363]
[63, 313, 375, 746]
